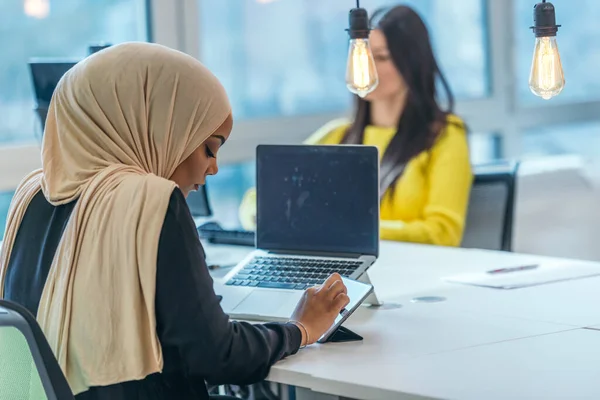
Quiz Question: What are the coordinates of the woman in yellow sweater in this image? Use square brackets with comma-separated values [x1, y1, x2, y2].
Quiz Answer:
[240, 5, 472, 247]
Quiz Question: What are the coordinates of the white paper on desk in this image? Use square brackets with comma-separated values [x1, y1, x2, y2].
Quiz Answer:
[443, 263, 600, 289]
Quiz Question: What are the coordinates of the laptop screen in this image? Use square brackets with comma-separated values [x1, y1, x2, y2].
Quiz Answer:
[256, 145, 379, 256]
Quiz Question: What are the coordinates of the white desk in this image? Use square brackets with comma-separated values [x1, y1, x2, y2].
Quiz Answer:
[206, 241, 600, 399]
[283, 328, 600, 400]
[380, 328, 600, 400]
[367, 242, 600, 328]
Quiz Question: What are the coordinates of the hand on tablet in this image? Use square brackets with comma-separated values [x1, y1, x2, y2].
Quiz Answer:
[290, 273, 350, 347]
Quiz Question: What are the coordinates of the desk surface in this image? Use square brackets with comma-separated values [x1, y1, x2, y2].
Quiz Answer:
[206, 241, 600, 400]
[281, 328, 600, 400]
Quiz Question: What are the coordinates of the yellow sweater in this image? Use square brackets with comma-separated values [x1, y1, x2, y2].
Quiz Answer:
[239, 114, 472, 247]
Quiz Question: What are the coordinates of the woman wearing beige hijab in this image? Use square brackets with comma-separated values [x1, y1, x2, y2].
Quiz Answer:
[0, 43, 349, 399]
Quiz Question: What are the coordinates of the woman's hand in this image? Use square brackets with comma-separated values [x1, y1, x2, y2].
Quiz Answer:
[290, 273, 350, 346]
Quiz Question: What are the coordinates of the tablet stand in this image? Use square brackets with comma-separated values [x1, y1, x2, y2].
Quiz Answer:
[358, 271, 383, 306]
[322, 326, 363, 343]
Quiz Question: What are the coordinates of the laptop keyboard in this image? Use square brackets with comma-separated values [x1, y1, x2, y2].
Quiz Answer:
[226, 256, 363, 290]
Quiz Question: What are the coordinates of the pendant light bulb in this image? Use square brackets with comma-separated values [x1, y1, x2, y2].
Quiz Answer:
[345, 7, 378, 98]
[529, 1, 565, 100]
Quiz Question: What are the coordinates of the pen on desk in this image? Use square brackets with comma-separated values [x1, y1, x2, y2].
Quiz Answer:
[487, 264, 538, 274]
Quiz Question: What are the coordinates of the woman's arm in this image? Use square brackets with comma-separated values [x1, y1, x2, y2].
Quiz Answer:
[380, 125, 473, 246]
[155, 189, 302, 386]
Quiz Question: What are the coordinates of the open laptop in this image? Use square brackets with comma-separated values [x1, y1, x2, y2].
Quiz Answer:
[218, 144, 379, 321]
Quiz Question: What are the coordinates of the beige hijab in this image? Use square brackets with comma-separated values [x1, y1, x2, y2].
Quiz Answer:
[0, 42, 231, 394]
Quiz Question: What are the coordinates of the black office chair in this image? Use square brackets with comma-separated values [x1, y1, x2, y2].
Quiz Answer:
[0, 300, 75, 400]
[461, 161, 520, 252]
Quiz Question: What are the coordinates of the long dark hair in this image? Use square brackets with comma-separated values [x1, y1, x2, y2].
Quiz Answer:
[341, 5, 463, 200]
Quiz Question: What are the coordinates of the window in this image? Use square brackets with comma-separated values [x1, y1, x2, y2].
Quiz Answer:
[514, 0, 600, 105]
[199, 0, 489, 120]
[470, 133, 502, 165]
[0, 191, 15, 240]
[522, 121, 600, 159]
[0, 0, 147, 144]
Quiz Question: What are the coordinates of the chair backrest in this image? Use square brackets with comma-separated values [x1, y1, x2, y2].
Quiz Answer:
[461, 161, 519, 252]
[0, 300, 74, 400]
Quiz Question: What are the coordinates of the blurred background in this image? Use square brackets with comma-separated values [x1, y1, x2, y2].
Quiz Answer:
[2, 0, 600, 260]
